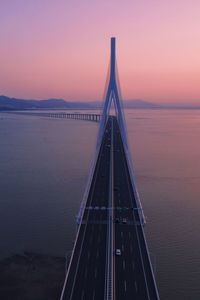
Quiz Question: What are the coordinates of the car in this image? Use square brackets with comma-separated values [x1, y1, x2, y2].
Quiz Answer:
[115, 249, 121, 256]
[115, 218, 120, 223]
[122, 218, 127, 224]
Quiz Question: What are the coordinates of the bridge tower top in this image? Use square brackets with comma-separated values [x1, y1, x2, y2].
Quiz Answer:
[110, 37, 116, 84]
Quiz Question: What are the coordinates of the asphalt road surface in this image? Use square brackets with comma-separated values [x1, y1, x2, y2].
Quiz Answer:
[61, 117, 112, 300]
[61, 116, 159, 300]
[113, 117, 159, 300]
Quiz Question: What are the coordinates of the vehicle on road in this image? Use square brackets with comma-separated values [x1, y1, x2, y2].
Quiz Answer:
[115, 249, 121, 256]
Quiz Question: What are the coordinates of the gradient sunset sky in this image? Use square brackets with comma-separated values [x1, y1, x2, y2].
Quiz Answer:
[0, 0, 200, 103]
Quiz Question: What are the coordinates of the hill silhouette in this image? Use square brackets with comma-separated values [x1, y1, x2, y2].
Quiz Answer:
[0, 95, 162, 110]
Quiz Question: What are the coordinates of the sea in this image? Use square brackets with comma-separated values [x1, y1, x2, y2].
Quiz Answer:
[0, 109, 200, 300]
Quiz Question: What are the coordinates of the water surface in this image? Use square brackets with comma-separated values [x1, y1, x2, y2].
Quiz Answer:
[0, 109, 200, 299]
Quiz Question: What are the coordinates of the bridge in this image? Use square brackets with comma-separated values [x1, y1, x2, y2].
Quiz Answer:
[3, 111, 101, 122]
[60, 38, 160, 300]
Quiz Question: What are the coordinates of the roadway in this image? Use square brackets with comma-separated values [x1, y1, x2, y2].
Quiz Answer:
[113, 117, 159, 299]
[61, 115, 159, 300]
[61, 117, 112, 300]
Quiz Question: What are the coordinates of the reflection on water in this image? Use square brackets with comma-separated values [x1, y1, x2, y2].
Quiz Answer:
[0, 109, 200, 299]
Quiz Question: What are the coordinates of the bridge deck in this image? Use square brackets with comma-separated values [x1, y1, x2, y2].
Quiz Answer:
[2, 111, 101, 122]
[113, 117, 158, 299]
[61, 117, 112, 299]
[61, 116, 159, 300]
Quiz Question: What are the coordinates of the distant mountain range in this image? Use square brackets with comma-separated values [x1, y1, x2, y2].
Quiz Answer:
[0, 95, 199, 110]
[0, 95, 162, 110]
[0, 95, 92, 110]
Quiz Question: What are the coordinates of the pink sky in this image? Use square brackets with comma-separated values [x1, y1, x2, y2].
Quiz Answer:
[0, 0, 200, 103]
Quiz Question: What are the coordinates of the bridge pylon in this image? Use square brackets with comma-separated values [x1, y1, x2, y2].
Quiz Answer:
[97, 37, 128, 150]
[97, 37, 146, 226]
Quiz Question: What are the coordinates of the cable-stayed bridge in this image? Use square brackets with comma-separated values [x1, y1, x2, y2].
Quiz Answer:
[60, 38, 160, 300]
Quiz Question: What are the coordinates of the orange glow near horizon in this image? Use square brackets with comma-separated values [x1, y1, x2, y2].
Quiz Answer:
[0, 0, 200, 104]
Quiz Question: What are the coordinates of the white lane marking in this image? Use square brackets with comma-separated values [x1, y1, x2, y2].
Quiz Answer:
[95, 267, 98, 278]
[123, 260, 125, 270]
[124, 280, 127, 292]
[87, 251, 90, 259]
[121, 231, 123, 238]
[135, 280, 138, 293]
[81, 290, 85, 300]
[92, 290, 96, 300]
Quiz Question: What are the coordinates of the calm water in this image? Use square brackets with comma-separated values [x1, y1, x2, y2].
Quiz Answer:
[0, 109, 200, 299]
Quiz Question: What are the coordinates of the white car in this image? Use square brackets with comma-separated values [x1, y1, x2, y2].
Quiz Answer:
[115, 249, 121, 256]
[122, 218, 127, 224]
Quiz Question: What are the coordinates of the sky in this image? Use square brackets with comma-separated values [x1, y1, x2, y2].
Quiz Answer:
[0, 0, 200, 104]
